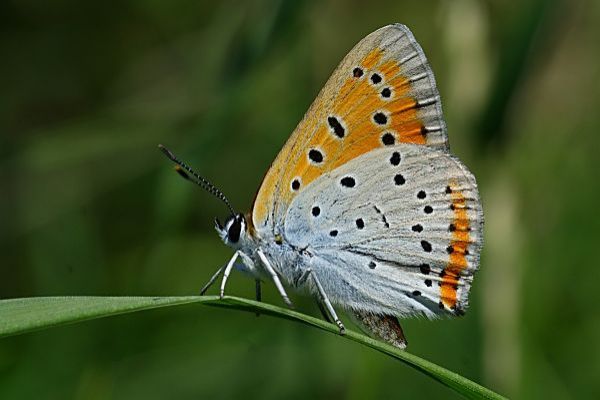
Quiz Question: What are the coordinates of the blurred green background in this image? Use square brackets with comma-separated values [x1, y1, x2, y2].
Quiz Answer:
[1, 0, 599, 398]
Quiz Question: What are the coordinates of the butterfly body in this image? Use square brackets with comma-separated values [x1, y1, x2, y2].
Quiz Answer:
[166, 23, 483, 349]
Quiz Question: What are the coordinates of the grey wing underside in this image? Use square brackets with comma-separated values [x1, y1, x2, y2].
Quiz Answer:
[283, 144, 483, 319]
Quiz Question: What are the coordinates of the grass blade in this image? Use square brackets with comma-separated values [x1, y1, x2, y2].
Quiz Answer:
[0, 296, 506, 400]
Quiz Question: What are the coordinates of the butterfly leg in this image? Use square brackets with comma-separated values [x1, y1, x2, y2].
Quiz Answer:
[298, 268, 345, 334]
[254, 279, 262, 317]
[219, 250, 241, 299]
[256, 248, 294, 308]
[255, 279, 262, 302]
[200, 264, 226, 295]
[316, 299, 332, 323]
[201, 259, 255, 295]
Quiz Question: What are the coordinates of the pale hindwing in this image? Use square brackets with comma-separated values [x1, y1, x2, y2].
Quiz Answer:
[283, 144, 483, 318]
[253, 24, 448, 234]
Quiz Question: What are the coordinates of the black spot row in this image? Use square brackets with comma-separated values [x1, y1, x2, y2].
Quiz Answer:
[447, 245, 469, 255]
[308, 149, 323, 163]
[381, 87, 391, 98]
[353, 67, 363, 78]
[390, 151, 401, 166]
[371, 73, 382, 84]
[417, 190, 426, 199]
[424, 205, 433, 214]
[291, 178, 300, 191]
[394, 174, 405, 185]
[312, 206, 320, 217]
[373, 112, 388, 125]
[328, 116, 345, 138]
[368, 261, 376, 269]
[421, 240, 432, 252]
[355, 218, 364, 229]
[381, 132, 395, 145]
[412, 224, 423, 232]
[340, 176, 355, 188]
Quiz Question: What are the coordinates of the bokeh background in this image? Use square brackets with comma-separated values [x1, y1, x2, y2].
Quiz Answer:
[1, 0, 599, 398]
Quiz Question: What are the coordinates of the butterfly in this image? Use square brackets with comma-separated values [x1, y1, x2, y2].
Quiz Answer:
[159, 24, 483, 349]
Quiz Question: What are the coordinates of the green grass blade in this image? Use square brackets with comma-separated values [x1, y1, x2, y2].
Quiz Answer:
[0, 296, 506, 400]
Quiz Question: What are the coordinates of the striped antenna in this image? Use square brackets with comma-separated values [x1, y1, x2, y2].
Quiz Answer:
[158, 144, 236, 216]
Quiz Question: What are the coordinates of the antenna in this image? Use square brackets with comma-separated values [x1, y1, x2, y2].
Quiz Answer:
[158, 144, 236, 216]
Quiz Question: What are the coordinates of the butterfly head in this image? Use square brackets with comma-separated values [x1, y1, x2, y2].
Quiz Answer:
[159, 144, 248, 248]
[215, 213, 247, 247]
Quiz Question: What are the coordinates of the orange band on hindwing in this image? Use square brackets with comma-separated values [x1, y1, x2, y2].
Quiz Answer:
[440, 181, 471, 310]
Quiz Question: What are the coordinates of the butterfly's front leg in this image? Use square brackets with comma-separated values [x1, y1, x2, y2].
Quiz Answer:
[256, 248, 294, 308]
[200, 264, 226, 295]
[200, 252, 262, 297]
[218, 250, 241, 298]
[297, 268, 345, 335]
[200, 251, 245, 298]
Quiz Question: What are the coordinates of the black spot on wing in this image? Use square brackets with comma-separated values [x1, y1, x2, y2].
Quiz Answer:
[381, 132, 395, 146]
[328, 116, 345, 138]
[291, 178, 300, 191]
[373, 112, 388, 125]
[421, 240, 432, 252]
[308, 149, 324, 164]
[340, 176, 356, 188]
[355, 218, 364, 229]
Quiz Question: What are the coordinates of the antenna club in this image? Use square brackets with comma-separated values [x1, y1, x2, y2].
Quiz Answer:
[158, 144, 177, 162]
[158, 144, 237, 217]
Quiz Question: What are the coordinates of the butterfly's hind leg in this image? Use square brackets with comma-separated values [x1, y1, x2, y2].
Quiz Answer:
[316, 299, 332, 323]
[256, 248, 294, 308]
[255, 279, 262, 302]
[298, 268, 345, 335]
[254, 279, 262, 317]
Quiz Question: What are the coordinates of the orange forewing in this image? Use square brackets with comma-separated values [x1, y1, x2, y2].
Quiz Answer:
[253, 26, 446, 230]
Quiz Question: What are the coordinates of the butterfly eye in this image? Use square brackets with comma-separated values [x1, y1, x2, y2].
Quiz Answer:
[226, 215, 244, 243]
